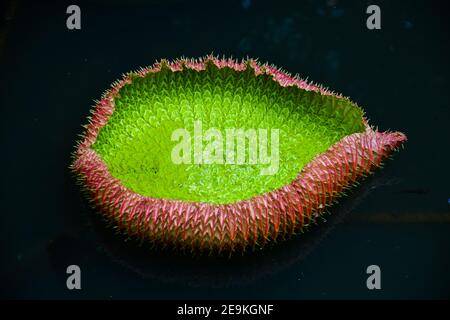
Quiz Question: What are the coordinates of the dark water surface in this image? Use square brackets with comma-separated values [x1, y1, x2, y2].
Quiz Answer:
[0, 0, 449, 299]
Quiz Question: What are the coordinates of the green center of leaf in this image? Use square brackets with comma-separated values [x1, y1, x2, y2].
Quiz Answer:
[92, 65, 365, 204]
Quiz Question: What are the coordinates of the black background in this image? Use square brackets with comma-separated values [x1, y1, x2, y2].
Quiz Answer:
[0, 0, 449, 299]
